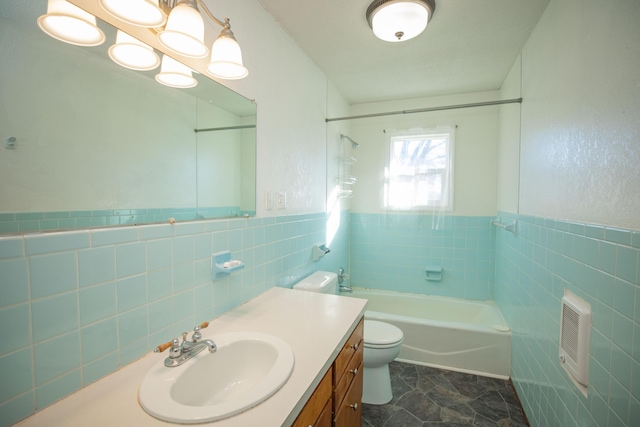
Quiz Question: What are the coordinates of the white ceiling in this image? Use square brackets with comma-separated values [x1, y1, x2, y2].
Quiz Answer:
[257, 0, 550, 104]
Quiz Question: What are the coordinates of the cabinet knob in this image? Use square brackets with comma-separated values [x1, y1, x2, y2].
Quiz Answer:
[350, 403, 358, 410]
[352, 342, 359, 351]
[350, 367, 358, 375]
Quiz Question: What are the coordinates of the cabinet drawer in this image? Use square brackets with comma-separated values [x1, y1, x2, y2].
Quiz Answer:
[293, 366, 333, 427]
[333, 318, 364, 384]
[333, 361, 363, 427]
[333, 341, 363, 410]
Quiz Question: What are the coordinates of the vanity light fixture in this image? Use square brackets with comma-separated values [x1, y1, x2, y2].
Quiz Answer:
[157, 0, 249, 79]
[155, 55, 198, 88]
[108, 30, 161, 71]
[366, 0, 436, 42]
[157, 0, 208, 58]
[98, 0, 167, 28]
[205, 20, 248, 80]
[38, 0, 248, 81]
[37, 0, 106, 46]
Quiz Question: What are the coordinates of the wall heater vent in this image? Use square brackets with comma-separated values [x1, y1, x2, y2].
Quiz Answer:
[559, 291, 591, 387]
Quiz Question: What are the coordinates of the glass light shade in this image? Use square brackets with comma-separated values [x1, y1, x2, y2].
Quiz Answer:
[371, 1, 430, 42]
[99, 0, 166, 28]
[155, 55, 197, 88]
[108, 30, 160, 71]
[157, 3, 208, 58]
[37, 0, 105, 46]
[206, 35, 248, 80]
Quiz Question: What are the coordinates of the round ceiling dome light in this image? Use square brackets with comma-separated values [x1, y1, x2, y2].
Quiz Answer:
[366, 0, 436, 42]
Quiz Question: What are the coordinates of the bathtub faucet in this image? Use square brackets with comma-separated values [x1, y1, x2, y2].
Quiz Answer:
[338, 267, 352, 292]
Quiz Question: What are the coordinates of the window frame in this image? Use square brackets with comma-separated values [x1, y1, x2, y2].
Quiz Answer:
[384, 126, 455, 212]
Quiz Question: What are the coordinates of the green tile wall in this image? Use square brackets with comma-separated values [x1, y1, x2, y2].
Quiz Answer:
[494, 212, 640, 426]
[350, 213, 496, 300]
[0, 211, 348, 426]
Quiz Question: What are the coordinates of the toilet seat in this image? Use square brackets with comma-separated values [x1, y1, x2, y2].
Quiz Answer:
[364, 320, 403, 348]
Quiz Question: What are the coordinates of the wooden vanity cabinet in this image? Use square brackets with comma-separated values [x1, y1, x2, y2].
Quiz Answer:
[292, 367, 333, 427]
[292, 316, 364, 427]
[332, 317, 364, 426]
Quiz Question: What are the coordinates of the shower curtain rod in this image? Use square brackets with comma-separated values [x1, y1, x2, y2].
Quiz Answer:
[325, 98, 522, 122]
[194, 124, 256, 133]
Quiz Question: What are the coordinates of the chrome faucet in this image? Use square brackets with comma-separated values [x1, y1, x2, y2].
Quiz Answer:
[338, 267, 352, 293]
[155, 322, 217, 367]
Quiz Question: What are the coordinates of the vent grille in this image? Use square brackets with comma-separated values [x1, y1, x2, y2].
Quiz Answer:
[561, 304, 579, 361]
[559, 292, 591, 387]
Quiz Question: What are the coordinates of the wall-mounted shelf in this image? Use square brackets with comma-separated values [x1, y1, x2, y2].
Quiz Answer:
[337, 135, 359, 199]
[212, 250, 244, 281]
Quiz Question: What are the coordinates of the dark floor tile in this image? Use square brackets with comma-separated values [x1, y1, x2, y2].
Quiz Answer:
[362, 362, 528, 427]
[477, 376, 510, 391]
[426, 385, 472, 408]
[506, 403, 528, 426]
[440, 403, 476, 424]
[389, 375, 413, 404]
[474, 412, 500, 426]
[449, 379, 487, 399]
[398, 365, 420, 388]
[467, 390, 511, 423]
[383, 407, 423, 427]
[361, 402, 398, 426]
[395, 389, 441, 422]
[497, 387, 520, 408]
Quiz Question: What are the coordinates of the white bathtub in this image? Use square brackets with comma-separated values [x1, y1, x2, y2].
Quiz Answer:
[349, 288, 512, 379]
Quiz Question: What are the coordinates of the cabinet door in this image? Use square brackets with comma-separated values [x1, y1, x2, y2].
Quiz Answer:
[315, 399, 332, 427]
[293, 367, 332, 427]
[333, 361, 363, 427]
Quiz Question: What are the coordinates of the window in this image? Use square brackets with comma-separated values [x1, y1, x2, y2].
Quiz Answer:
[385, 127, 454, 210]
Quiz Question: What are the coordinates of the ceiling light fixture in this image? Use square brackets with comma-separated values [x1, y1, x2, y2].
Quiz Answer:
[37, 0, 106, 46]
[366, 0, 436, 42]
[108, 30, 161, 71]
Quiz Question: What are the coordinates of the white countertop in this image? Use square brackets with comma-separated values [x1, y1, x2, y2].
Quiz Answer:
[17, 288, 367, 427]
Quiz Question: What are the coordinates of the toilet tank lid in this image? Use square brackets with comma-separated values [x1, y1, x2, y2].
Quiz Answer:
[293, 271, 337, 291]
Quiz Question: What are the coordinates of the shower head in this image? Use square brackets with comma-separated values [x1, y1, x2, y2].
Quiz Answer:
[340, 134, 360, 149]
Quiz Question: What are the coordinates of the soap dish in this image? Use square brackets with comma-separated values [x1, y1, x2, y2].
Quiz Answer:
[212, 251, 244, 281]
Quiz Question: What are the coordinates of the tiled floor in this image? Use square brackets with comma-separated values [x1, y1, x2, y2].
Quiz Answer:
[361, 361, 529, 427]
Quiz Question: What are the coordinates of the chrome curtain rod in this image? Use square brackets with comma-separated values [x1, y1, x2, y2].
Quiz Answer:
[194, 124, 256, 133]
[325, 98, 523, 122]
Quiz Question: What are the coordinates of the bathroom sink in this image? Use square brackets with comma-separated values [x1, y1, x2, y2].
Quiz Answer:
[138, 331, 295, 423]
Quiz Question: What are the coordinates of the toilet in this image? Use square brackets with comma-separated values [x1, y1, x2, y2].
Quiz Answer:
[292, 271, 404, 405]
[361, 320, 403, 405]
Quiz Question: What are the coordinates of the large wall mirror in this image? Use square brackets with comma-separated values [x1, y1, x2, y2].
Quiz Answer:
[0, 1, 257, 235]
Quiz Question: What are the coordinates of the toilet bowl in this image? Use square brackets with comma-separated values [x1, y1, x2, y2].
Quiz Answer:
[362, 320, 403, 405]
[292, 272, 404, 405]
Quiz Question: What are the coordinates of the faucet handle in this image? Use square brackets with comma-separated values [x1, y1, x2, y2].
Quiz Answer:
[154, 340, 173, 353]
[191, 321, 210, 342]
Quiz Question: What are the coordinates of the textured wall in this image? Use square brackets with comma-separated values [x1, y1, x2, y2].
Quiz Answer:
[518, 0, 640, 230]
[495, 0, 640, 426]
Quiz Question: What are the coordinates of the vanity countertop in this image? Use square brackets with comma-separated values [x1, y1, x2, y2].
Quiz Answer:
[16, 287, 367, 427]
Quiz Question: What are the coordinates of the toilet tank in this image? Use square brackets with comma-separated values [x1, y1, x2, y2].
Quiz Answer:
[292, 271, 337, 294]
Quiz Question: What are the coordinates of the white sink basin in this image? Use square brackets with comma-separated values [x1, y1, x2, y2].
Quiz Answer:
[138, 331, 295, 423]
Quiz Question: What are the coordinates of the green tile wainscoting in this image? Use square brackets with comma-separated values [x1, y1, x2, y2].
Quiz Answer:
[0, 211, 348, 426]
